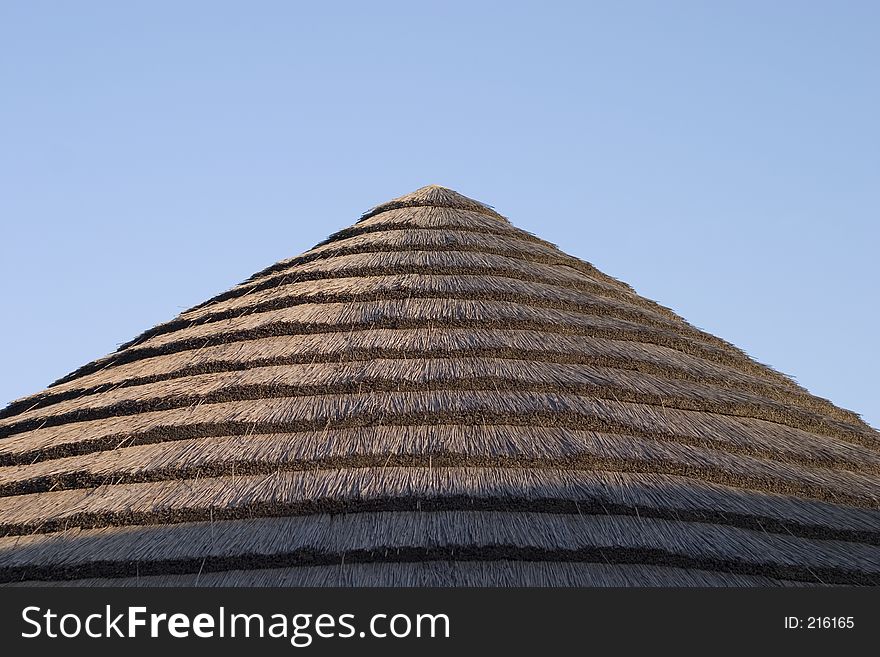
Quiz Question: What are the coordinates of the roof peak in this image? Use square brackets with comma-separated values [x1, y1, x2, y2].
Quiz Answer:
[360, 185, 507, 222]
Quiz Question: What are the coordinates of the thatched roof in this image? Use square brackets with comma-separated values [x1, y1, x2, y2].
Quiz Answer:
[1, 185, 878, 586]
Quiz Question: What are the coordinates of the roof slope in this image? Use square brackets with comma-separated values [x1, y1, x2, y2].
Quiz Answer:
[1, 185, 878, 587]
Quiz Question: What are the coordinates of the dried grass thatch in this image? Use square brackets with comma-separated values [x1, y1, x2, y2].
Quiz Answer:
[1, 185, 878, 587]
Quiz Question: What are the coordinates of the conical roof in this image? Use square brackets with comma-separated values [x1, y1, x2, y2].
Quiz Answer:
[1, 185, 878, 586]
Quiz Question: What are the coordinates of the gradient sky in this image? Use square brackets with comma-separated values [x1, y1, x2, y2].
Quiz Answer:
[1, 1, 877, 428]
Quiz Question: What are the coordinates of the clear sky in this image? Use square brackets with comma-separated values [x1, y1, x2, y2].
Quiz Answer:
[1, 1, 877, 428]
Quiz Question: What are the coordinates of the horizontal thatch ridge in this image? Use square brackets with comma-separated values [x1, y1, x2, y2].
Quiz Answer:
[1, 465, 877, 538]
[1, 562, 811, 587]
[318, 208, 554, 249]
[1, 330, 856, 427]
[2, 391, 877, 470]
[1, 511, 878, 584]
[179, 271, 672, 326]
[187, 248, 636, 318]
[73, 249, 660, 376]
[1, 359, 872, 448]
[42, 299, 804, 399]
[238, 230, 579, 290]
[154, 276, 695, 344]
[1, 426, 878, 511]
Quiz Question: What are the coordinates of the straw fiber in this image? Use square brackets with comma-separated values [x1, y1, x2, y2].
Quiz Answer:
[1, 185, 877, 586]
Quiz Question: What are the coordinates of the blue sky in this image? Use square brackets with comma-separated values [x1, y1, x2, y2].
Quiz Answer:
[1, 1, 877, 427]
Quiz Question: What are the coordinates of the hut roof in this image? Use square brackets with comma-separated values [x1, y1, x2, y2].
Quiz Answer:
[1, 185, 878, 587]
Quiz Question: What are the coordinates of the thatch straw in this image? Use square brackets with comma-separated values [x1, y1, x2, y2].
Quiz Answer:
[2, 390, 876, 469]
[42, 299, 815, 396]
[1, 511, 878, 584]
[0, 328, 850, 425]
[3, 562, 814, 587]
[0, 184, 877, 586]
[0, 360, 875, 456]
[1, 462, 878, 536]
[359, 185, 508, 222]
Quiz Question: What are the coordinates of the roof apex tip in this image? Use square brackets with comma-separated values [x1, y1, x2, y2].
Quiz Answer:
[360, 184, 506, 222]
